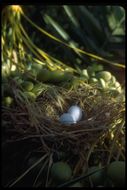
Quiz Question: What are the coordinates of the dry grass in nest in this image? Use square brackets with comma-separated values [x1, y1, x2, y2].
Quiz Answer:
[2, 83, 125, 177]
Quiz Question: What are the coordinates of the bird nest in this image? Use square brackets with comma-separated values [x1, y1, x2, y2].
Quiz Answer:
[2, 82, 125, 176]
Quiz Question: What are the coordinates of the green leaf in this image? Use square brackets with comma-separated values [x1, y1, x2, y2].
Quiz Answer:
[44, 14, 70, 41]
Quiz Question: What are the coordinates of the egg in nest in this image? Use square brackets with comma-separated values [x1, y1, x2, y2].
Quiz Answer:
[68, 105, 82, 122]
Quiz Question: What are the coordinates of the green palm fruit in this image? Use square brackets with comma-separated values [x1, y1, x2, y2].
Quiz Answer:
[50, 162, 72, 183]
[96, 71, 112, 82]
[107, 161, 125, 187]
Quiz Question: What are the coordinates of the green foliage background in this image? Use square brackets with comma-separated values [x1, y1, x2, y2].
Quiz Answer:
[2, 5, 125, 78]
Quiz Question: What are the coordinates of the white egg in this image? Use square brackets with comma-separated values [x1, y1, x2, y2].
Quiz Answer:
[59, 113, 76, 125]
[68, 105, 82, 122]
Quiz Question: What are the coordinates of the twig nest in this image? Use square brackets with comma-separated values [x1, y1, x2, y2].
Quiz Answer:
[68, 105, 82, 122]
[59, 113, 76, 125]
